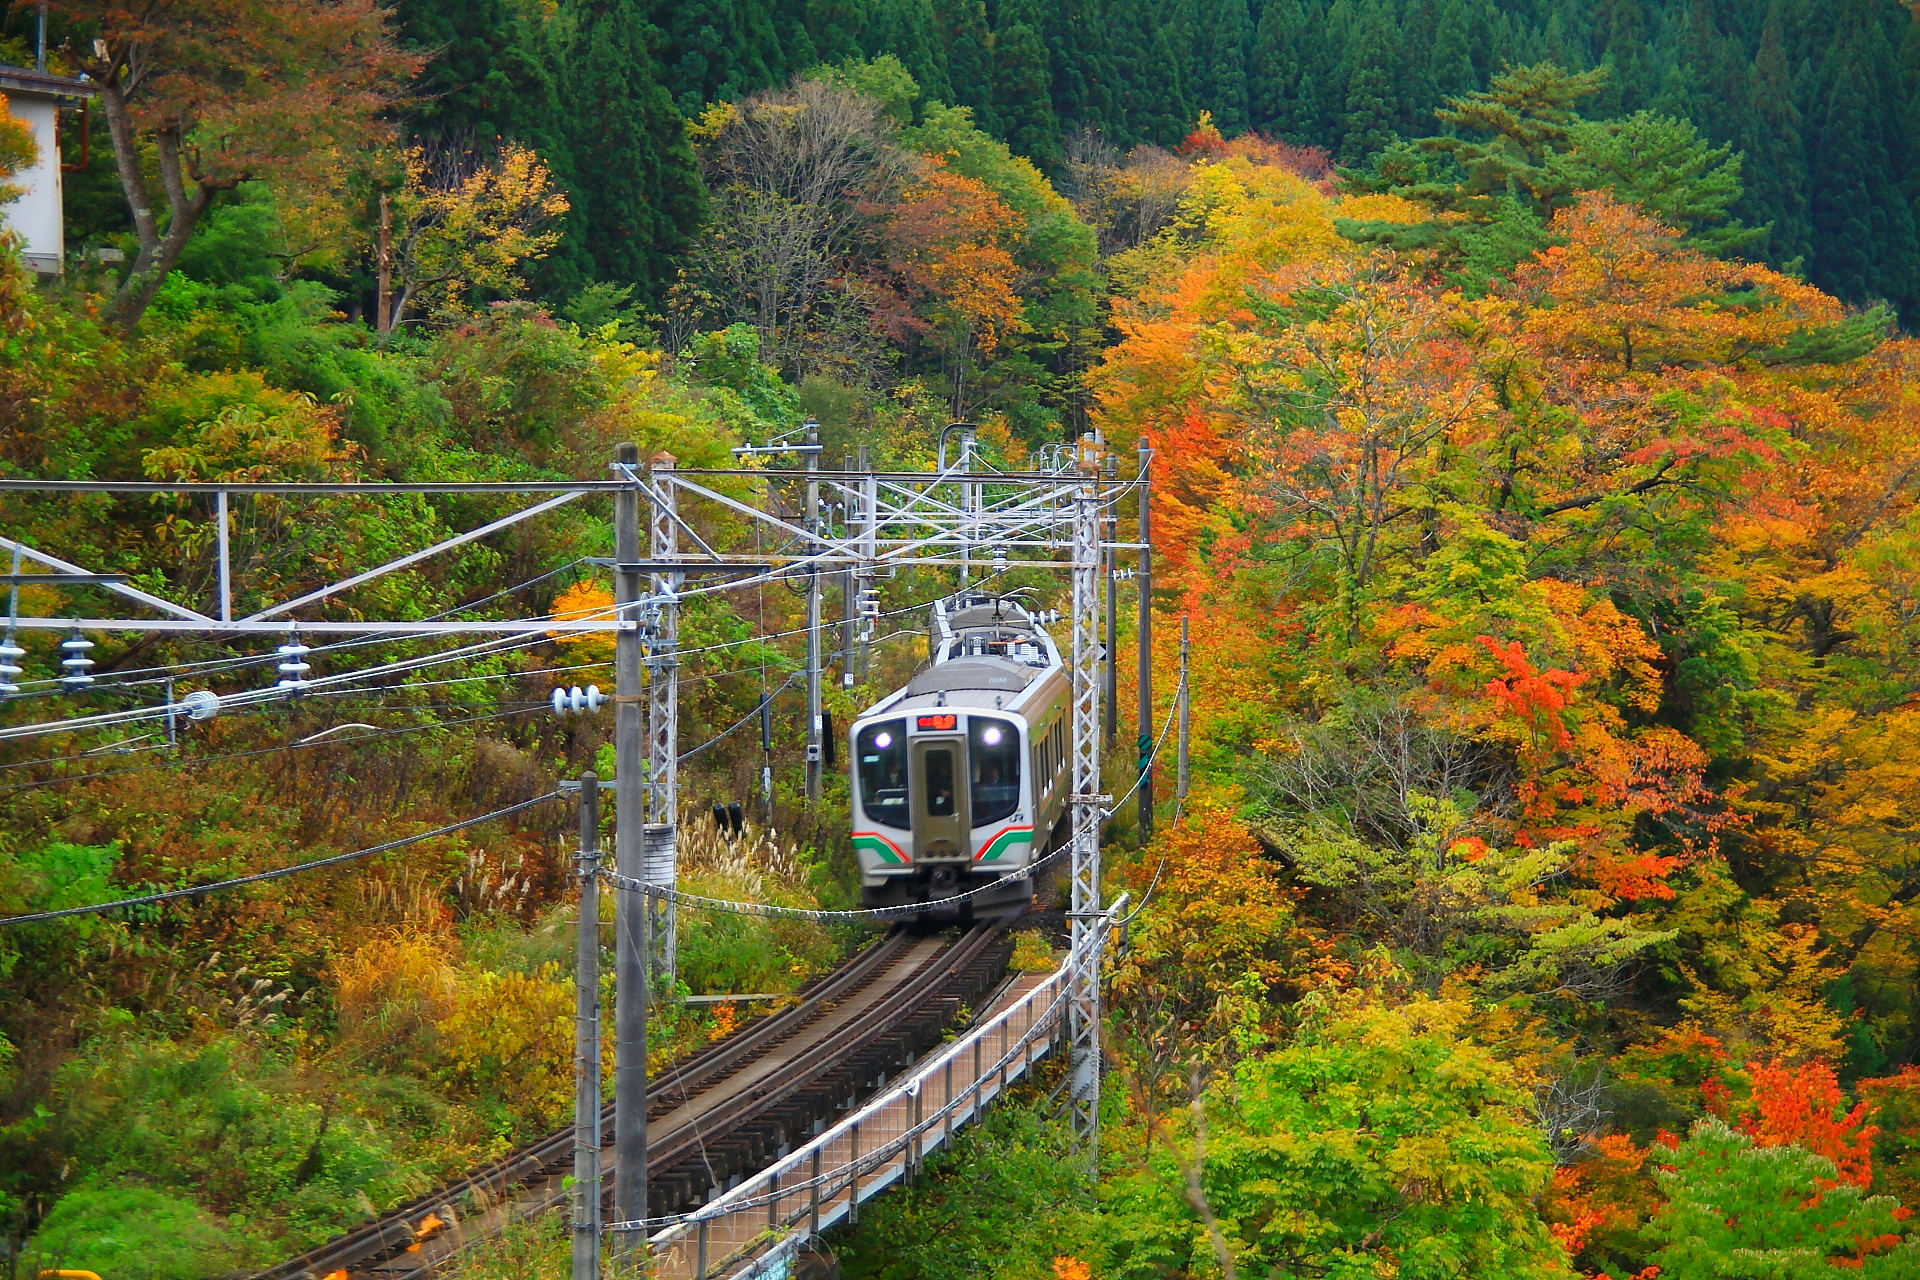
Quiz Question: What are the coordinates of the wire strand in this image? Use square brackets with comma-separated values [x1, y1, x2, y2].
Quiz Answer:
[0, 790, 565, 927]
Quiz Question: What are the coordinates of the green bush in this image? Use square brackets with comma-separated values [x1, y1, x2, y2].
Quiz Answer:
[25, 1183, 240, 1280]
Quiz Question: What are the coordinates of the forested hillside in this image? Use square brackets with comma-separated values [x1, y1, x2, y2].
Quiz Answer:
[393, 0, 1920, 323]
[5, 1, 1920, 1278]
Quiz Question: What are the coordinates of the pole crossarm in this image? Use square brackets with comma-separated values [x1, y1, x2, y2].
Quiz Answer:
[243, 490, 585, 622]
[0, 617, 633, 635]
[0, 534, 213, 622]
[0, 479, 625, 494]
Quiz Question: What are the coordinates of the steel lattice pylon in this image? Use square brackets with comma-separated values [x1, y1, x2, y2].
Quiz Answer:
[647, 458, 680, 984]
[1067, 474, 1106, 1158]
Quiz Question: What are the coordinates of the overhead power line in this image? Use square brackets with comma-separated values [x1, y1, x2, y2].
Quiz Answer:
[0, 789, 564, 928]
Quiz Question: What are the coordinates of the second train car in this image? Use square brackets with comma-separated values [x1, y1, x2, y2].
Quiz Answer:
[848, 592, 1071, 919]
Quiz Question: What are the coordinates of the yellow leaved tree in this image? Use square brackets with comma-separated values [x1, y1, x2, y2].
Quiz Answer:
[382, 142, 568, 332]
[0, 92, 35, 206]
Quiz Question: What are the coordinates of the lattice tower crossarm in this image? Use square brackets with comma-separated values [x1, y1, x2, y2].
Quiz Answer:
[647, 457, 681, 984]
[1068, 477, 1108, 1161]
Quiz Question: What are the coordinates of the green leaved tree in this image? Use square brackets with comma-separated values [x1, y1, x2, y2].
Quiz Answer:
[1101, 996, 1576, 1280]
[1648, 1120, 1920, 1278]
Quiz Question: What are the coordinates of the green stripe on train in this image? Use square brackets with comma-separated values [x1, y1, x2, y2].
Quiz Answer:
[978, 829, 1033, 862]
[854, 835, 906, 864]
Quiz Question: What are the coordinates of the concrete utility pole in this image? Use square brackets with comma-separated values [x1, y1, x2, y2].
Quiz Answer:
[572, 772, 602, 1280]
[841, 565, 856, 689]
[1177, 615, 1191, 802]
[1103, 534, 1117, 746]
[1137, 440, 1154, 844]
[804, 420, 823, 806]
[610, 444, 648, 1257]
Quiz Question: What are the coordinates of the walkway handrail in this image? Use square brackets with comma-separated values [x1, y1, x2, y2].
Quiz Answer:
[631, 900, 1124, 1279]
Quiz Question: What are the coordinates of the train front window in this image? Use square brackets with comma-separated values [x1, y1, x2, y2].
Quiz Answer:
[925, 748, 956, 817]
[857, 720, 909, 828]
[970, 717, 1020, 826]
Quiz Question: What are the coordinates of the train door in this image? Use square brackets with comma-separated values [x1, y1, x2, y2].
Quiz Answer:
[910, 734, 970, 859]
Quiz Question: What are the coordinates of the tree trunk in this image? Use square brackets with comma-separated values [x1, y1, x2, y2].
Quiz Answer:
[376, 194, 392, 338]
[97, 76, 228, 329]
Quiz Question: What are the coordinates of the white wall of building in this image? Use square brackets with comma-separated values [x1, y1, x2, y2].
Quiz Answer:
[1, 92, 63, 274]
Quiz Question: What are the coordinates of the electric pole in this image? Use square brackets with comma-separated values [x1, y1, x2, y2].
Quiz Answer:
[610, 443, 648, 1258]
[1137, 440, 1154, 844]
[1178, 615, 1190, 802]
[572, 772, 602, 1280]
[647, 456, 680, 984]
[804, 419, 823, 806]
[1067, 453, 1106, 1163]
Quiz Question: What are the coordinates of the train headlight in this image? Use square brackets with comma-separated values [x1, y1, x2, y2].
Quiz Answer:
[874, 731, 892, 748]
[981, 726, 1003, 745]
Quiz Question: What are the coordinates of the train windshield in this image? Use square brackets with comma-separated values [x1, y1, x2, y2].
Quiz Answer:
[969, 716, 1020, 826]
[857, 720, 909, 828]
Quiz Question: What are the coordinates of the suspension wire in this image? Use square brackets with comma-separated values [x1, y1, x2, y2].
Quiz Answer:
[678, 672, 797, 765]
[0, 571, 983, 749]
[1105, 669, 1184, 818]
[602, 843, 1073, 924]
[0, 705, 550, 796]
[1, 558, 594, 697]
[1116, 671, 1190, 928]
[0, 655, 805, 793]
[0, 790, 565, 927]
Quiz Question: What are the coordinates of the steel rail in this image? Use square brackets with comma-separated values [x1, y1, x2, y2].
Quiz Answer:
[245, 926, 1006, 1280]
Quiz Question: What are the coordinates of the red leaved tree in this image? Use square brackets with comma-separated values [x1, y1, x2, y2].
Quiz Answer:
[70, 0, 416, 327]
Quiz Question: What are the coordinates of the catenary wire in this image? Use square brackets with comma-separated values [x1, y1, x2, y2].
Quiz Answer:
[0, 790, 564, 927]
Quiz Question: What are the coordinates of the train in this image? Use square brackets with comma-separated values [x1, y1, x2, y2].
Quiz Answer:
[847, 591, 1072, 921]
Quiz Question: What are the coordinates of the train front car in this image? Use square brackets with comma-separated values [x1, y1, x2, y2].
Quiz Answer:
[849, 594, 1070, 922]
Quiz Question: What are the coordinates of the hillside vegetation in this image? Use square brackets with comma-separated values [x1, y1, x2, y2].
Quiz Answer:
[3, 3, 1920, 1278]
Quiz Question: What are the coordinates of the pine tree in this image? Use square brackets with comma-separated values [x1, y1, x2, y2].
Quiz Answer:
[863, 0, 954, 106]
[1897, 12, 1920, 319]
[649, 0, 785, 117]
[1397, 0, 1440, 133]
[392, 0, 562, 152]
[1809, 26, 1884, 304]
[801, 0, 864, 62]
[1199, 0, 1253, 135]
[935, 0, 996, 132]
[1340, 1, 1400, 162]
[557, 0, 704, 304]
[1742, 2, 1810, 266]
[1595, 0, 1655, 115]
[1250, 0, 1303, 137]
[992, 1, 1065, 171]
[1428, 0, 1476, 104]
[1035, 0, 1100, 135]
[1139, 6, 1196, 144]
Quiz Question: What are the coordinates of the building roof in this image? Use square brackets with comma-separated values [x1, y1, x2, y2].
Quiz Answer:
[0, 65, 96, 100]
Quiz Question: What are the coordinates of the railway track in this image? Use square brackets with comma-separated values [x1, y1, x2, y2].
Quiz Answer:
[250, 925, 1012, 1280]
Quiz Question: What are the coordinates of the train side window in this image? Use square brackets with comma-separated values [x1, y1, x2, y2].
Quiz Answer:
[969, 716, 1020, 825]
[856, 719, 909, 828]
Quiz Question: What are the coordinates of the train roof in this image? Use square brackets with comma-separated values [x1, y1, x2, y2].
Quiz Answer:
[852, 592, 1068, 724]
[905, 660, 1037, 695]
